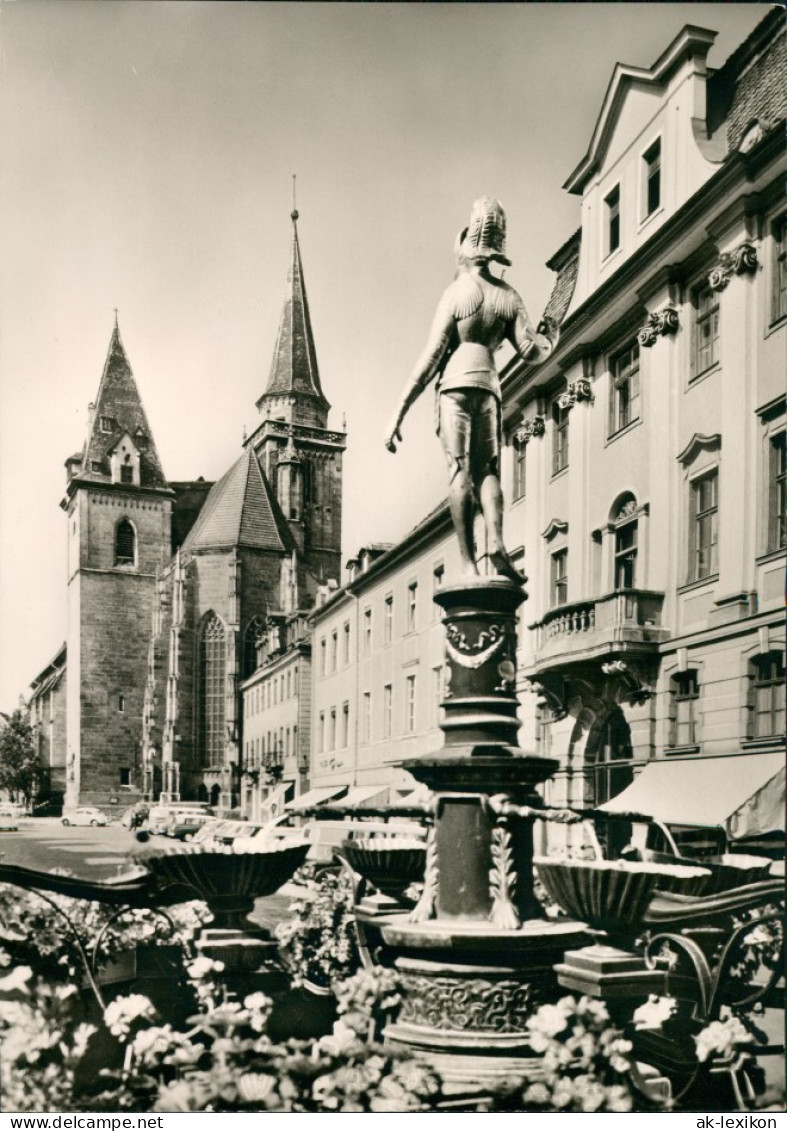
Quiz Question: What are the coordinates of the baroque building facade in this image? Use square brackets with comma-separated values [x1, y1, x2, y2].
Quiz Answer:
[499, 11, 785, 823]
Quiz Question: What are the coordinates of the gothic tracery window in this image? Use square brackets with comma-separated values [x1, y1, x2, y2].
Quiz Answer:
[199, 614, 226, 768]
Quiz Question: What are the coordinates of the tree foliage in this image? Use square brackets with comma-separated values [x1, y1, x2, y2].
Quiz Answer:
[0, 709, 40, 804]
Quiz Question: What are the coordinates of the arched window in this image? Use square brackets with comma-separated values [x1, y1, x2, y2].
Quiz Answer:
[587, 708, 633, 806]
[115, 519, 136, 565]
[610, 494, 638, 591]
[199, 614, 226, 767]
[243, 617, 264, 679]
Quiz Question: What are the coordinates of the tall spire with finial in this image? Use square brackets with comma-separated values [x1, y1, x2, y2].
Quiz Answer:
[256, 193, 330, 417]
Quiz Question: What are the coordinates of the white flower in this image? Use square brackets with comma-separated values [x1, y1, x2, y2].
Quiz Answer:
[0, 966, 33, 994]
[318, 1020, 359, 1057]
[529, 1002, 569, 1038]
[632, 994, 677, 1031]
[104, 993, 157, 1038]
[187, 956, 225, 980]
[695, 1016, 750, 1063]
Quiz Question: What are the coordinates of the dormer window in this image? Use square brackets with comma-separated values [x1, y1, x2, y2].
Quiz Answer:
[91, 460, 102, 473]
[110, 434, 140, 486]
[605, 185, 620, 256]
[643, 139, 661, 218]
[100, 416, 113, 433]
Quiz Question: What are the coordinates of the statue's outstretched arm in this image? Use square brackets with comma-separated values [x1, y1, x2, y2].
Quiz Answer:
[385, 293, 455, 453]
[508, 304, 559, 368]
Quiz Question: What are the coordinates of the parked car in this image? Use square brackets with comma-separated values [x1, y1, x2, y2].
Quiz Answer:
[0, 809, 19, 832]
[146, 804, 213, 836]
[62, 807, 108, 827]
[163, 812, 214, 841]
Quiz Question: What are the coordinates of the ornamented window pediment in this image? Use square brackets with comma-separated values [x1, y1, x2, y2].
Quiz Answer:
[542, 518, 568, 542]
[677, 432, 721, 467]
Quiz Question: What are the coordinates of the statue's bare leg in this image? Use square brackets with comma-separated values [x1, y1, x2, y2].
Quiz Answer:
[478, 471, 527, 585]
[448, 462, 479, 576]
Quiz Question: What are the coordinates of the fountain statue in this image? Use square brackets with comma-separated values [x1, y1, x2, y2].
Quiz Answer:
[385, 195, 557, 585]
[373, 198, 590, 1088]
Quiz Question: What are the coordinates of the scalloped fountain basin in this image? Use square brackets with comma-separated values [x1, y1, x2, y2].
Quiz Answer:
[342, 837, 426, 899]
[534, 857, 711, 935]
[133, 840, 309, 928]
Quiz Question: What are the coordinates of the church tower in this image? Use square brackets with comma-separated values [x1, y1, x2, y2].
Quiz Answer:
[62, 320, 173, 810]
[250, 209, 345, 586]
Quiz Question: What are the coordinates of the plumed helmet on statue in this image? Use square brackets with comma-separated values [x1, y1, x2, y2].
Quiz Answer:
[457, 196, 511, 266]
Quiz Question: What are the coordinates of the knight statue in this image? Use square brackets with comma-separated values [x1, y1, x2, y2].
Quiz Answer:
[384, 196, 557, 586]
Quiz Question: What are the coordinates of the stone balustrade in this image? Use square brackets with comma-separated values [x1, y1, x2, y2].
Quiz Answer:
[530, 589, 667, 663]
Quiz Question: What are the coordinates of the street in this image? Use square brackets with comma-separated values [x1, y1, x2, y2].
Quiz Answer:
[0, 818, 294, 932]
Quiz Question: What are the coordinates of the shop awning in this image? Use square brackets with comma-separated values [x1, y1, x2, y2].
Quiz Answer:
[339, 785, 390, 808]
[284, 785, 348, 812]
[599, 752, 785, 839]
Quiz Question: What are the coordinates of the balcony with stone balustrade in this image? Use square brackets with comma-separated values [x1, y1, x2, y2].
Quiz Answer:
[527, 589, 668, 672]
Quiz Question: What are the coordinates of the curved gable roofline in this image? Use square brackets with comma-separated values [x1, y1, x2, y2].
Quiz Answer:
[563, 24, 717, 196]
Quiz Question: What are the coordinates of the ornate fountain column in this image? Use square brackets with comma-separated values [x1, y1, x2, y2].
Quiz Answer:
[381, 577, 588, 1089]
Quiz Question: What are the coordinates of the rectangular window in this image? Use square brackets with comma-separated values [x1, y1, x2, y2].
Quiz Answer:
[317, 712, 324, 755]
[614, 520, 637, 589]
[91, 460, 102, 472]
[551, 549, 568, 607]
[119, 767, 131, 786]
[768, 431, 786, 552]
[362, 691, 371, 742]
[406, 674, 416, 733]
[552, 402, 569, 475]
[120, 464, 134, 484]
[407, 582, 418, 633]
[100, 416, 113, 433]
[609, 343, 640, 435]
[643, 139, 661, 218]
[512, 437, 527, 500]
[693, 282, 720, 377]
[384, 595, 394, 645]
[363, 608, 372, 654]
[752, 654, 786, 738]
[320, 638, 327, 676]
[773, 215, 787, 323]
[341, 701, 349, 748]
[690, 471, 719, 581]
[118, 694, 125, 713]
[329, 707, 336, 751]
[383, 683, 393, 739]
[605, 185, 620, 256]
[342, 621, 351, 666]
[330, 630, 338, 673]
[672, 671, 699, 747]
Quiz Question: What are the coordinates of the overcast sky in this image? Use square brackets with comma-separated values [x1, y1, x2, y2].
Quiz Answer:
[0, 1, 766, 708]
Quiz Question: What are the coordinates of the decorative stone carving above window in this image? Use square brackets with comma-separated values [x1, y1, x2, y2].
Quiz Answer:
[708, 243, 758, 292]
[601, 659, 653, 705]
[638, 306, 680, 347]
[556, 379, 593, 411]
[514, 414, 546, 444]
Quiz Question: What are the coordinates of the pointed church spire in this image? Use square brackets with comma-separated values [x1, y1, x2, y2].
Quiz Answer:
[256, 208, 330, 415]
[78, 319, 168, 489]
